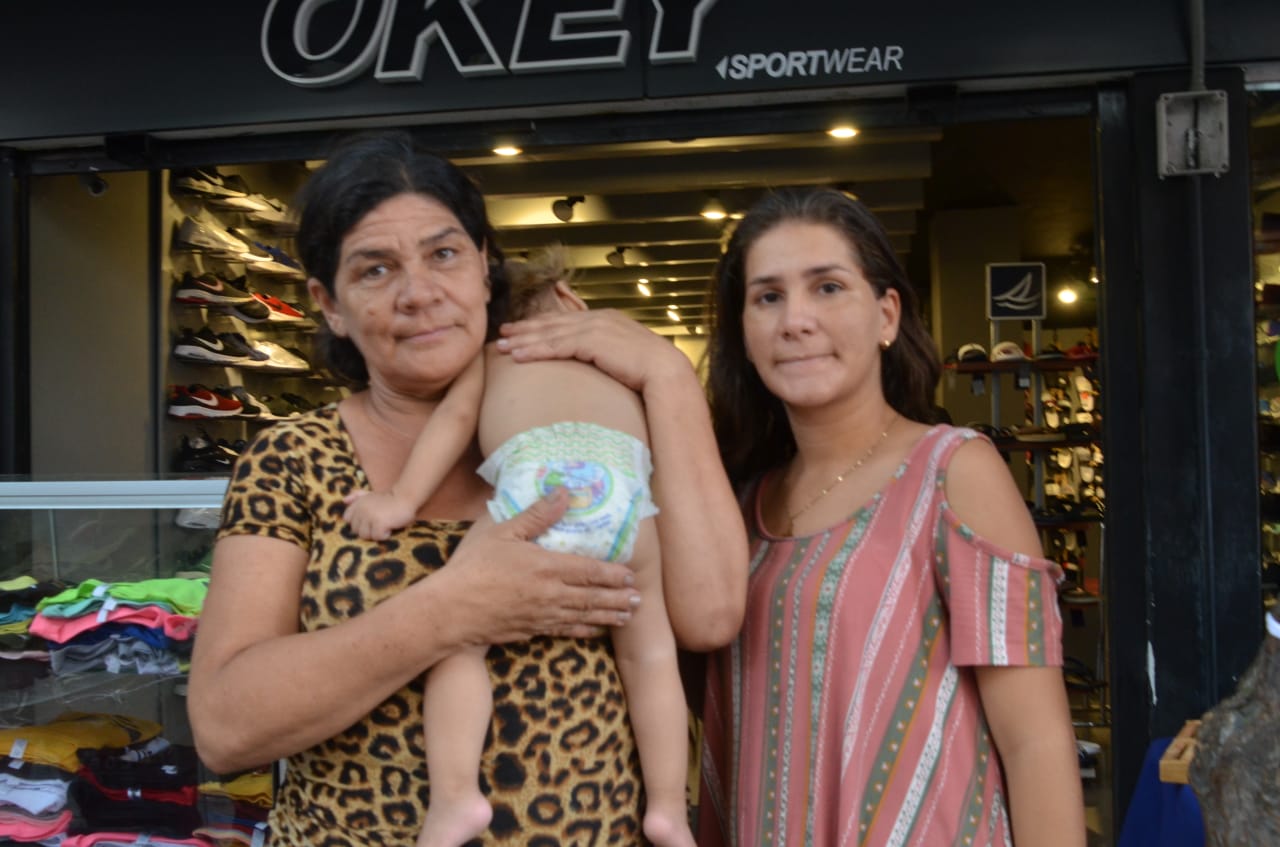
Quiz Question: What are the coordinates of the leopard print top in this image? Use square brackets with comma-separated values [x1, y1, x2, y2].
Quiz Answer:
[217, 405, 643, 846]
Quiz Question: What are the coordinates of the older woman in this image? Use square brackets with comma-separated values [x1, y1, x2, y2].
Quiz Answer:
[187, 131, 746, 846]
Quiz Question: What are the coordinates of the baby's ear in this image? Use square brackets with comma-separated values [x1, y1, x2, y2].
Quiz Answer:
[553, 279, 589, 312]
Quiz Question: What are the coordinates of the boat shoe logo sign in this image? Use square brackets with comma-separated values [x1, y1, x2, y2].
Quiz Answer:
[986, 262, 1046, 321]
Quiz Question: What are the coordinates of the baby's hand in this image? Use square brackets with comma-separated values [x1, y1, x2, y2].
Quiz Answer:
[342, 490, 418, 541]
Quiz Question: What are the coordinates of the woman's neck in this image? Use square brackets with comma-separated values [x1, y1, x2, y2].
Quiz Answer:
[355, 384, 439, 441]
[787, 399, 895, 471]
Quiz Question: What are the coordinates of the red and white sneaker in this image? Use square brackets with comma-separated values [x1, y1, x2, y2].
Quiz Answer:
[251, 292, 308, 323]
[167, 385, 243, 419]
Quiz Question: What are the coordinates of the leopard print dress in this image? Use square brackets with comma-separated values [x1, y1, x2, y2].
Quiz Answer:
[216, 405, 644, 846]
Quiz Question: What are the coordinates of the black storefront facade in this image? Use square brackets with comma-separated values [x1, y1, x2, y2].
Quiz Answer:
[2, 0, 1279, 835]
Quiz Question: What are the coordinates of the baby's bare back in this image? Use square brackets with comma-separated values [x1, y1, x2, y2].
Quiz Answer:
[478, 346, 648, 457]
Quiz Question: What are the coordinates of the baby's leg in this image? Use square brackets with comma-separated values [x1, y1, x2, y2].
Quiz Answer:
[418, 646, 493, 847]
[611, 520, 696, 847]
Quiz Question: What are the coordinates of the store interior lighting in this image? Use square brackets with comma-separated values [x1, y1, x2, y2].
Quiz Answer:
[551, 195, 584, 222]
[637, 279, 651, 296]
[666, 304, 682, 322]
[606, 246, 628, 268]
[492, 144, 523, 156]
[1057, 285, 1079, 304]
[827, 125, 859, 139]
[701, 194, 728, 220]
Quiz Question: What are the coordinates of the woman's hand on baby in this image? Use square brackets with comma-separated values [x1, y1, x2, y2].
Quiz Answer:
[444, 488, 642, 642]
[342, 490, 418, 541]
[496, 309, 688, 393]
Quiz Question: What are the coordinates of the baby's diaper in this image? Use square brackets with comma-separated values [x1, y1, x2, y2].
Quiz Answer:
[477, 421, 658, 563]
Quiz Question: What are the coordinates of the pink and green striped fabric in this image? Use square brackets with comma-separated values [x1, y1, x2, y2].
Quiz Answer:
[700, 426, 1064, 847]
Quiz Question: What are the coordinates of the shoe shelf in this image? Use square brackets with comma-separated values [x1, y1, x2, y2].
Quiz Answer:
[1255, 101, 1280, 614]
[944, 352, 1099, 374]
[160, 164, 346, 477]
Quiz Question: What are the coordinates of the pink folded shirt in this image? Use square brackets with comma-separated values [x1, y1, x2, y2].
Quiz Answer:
[28, 606, 198, 645]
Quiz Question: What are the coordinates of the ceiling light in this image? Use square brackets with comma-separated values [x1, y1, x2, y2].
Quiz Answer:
[492, 145, 522, 157]
[701, 195, 728, 220]
[827, 125, 859, 139]
[666, 306, 682, 322]
[606, 246, 628, 268]
[551, 195, 584, 222]
[1057, 286, 1079, 304]
[637, 280, 651, 296]
[692, 325, 704, 335]
[1089, 266, 1100, 284]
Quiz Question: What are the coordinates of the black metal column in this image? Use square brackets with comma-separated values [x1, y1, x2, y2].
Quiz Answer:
[0, 148, 29, 477]
[1097, 69, 1261, 825]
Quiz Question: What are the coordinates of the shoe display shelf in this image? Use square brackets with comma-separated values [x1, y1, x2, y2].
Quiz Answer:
[161, 166, 345, 477]
[944, 321, 1109, 732]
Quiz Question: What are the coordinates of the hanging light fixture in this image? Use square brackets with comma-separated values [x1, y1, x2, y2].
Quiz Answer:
[701, 193, 728, 220]
[606, 246, 628, 268]
[551, 195, 584, 222]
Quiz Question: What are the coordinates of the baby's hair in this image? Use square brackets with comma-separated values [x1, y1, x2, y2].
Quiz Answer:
[505, 244, 575, 321]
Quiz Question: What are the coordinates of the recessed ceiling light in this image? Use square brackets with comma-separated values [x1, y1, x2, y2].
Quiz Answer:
[827, 126, 859, 139]
[701, 195, 728, 220]
[637, 280, 651, 296]
[492, 145, 522, 157]
[1057, 286, 1079, 304]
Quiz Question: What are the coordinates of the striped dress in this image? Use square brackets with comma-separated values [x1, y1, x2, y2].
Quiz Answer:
[699, 426, 1064, 847]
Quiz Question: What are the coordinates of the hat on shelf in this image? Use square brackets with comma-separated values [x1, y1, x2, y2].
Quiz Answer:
[957, 342, 989, 363]
[991, 340, 1029, 362]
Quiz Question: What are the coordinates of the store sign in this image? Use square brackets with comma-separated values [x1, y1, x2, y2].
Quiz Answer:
[261, 0, 719, 87]
[986, 263, 1047, 321]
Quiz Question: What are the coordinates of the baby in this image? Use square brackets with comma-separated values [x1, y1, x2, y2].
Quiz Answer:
[344, 247, 695, 847]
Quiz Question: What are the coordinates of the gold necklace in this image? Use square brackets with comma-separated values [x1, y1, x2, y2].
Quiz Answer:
[787, 412, 897, 531]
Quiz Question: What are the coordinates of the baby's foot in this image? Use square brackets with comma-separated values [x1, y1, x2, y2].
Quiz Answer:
[642, 807, 696, 847]
[416, 792, 492, 847]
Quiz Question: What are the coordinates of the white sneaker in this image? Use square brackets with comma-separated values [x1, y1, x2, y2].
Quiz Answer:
[175, 216, 250, 260]
[175, 507, 222, 530]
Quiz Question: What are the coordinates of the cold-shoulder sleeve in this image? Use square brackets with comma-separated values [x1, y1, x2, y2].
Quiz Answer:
[216, 420, 317, 552]
[935, 502, 1065, 668]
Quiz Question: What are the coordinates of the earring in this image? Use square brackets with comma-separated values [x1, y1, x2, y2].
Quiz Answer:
[880, 338, 892, 350]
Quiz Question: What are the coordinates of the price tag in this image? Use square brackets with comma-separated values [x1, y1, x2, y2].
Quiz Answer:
[8, 738, 27, 761]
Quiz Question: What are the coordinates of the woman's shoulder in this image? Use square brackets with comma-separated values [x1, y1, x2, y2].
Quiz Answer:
[237, 404, 347, 462]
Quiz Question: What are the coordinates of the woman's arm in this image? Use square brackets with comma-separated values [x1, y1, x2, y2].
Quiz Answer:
[344, 354, 486, 539]
[976, 666, 1086, 846]
[497, 310, 748, 650]
[945, 438, 1086, 846]
[188, 489, 641, 774]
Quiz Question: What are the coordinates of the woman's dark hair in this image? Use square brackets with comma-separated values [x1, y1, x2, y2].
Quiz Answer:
[706, 186, 941, 489]
[294, 130, 510, 385]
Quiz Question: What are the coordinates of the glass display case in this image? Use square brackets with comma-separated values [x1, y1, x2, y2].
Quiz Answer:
[0, 479, 274, 842]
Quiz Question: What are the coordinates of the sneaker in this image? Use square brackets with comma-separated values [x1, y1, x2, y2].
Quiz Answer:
[206, 193, 273, 213]
[245, 243, 305, 279]
[174, 216, 251, 259]
[173, 327, 255, 365]
[258, 394, 301, 420]
[248, 341, 310, 374]
[251, 292, 308, 323]
[221, 385, 268, 417]
[282, 392, 319, 414]
[218, 333, 273, 368]
[174, 432, 236, 472]
[167, 385, 242, 419]
[246, 197, 294, 230]
[224, 284, 273, 322]
[174, 507, 222, 530]
[173, 272, 255, 306]
[171, 168, 246, 199]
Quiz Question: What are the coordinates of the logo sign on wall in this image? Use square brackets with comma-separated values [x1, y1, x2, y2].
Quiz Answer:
[986, 263, 1046, 321]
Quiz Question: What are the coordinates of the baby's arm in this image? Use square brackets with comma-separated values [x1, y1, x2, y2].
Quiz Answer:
[344, 354, 485, 540]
